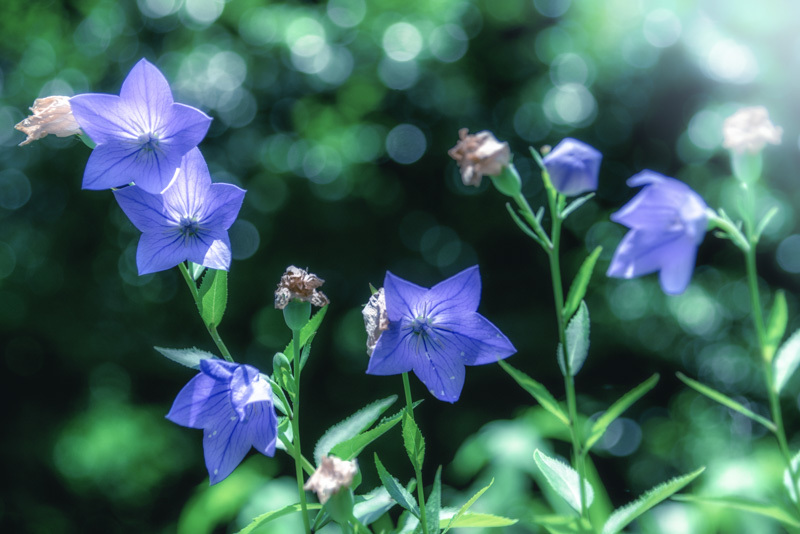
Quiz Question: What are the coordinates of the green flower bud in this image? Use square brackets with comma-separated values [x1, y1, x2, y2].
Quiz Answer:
[283, 300, 312, 332]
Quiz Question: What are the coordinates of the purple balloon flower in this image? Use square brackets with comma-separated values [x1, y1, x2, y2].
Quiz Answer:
[366, 265, 516, 403]
[114, 147, 245, 275]
[542, 138, 602, 196]
[166, 359, 278, 485]
[70, 58, 212, 194]
[607, 170, 708, 295]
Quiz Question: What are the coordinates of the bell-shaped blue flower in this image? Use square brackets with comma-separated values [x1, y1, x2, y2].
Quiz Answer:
[542, 138, 602, 196]
[70, 58, 212, 194]
[166, 359, 278, 485]
[607, 170, 708, 295]
[114, 147, 245, 275]
[366, 266, 516, 403]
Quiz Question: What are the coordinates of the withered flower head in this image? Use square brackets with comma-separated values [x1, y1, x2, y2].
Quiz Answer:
[447, 128, 511, 187]
[15, 96, 82, 146]
[362, 287, 388, 356]
[722, 106, 783, 155]
[274, 265, 330, 309]
[304, 456, 358, 504]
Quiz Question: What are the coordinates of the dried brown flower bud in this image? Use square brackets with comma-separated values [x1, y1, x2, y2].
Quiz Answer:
[274, 265, 330, 309]
[722, 106, 783, 155]
[15, 96, 82, 146]
[362, 288, 388, 356]
[447, 128, 511, 187]
[304, 456, 358, 504]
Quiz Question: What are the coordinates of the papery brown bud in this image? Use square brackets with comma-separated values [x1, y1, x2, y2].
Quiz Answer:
[274, 265, 330, 309]
[447, 128, 511, 187]
[15, 96, 82, 146]
[304, 456, 359, 504]
[362, 288, 388, 356]
[722, 106, 783, 155]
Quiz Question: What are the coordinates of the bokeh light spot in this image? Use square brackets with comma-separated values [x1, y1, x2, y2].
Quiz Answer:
[0, 170, 32, 210]
[777, 235, 800, 274]
[386, 124, 426, 164]
[643, 9, 682, 48]
[706, 39, 758, 84]
[429, 24, 468, 63]
[383, 22, 424, 62]
[543, 83, 597, 126]
[184, 0, 224, 25]
[229, 219, 260, 261]
[327, 0, 366, 28]
[534, 0, 571, 18]
[378, 58, 419, 90]
[687, 109, 723, 150]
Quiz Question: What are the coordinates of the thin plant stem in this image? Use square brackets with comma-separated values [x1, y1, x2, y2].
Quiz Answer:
[290, 327, 312, 534]
[178, 263, 234, 362]
[402, 373, 429, 534]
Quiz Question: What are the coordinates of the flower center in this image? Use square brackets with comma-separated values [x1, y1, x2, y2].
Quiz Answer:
[137, 132, 160, 151]
[410, 315, 434, 336]
[178, 216, 201, 237]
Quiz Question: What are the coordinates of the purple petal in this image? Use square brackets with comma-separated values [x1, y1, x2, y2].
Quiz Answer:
[70, 94, 138, 144]
[81, 140, 182, 193]
[136, 231, 188, 274]
[426, 265, 481, 317]
[410, 336, 466, 403]
[366, 324, 415, 375]
[202, 406, 253, 485]
[230, 365, 273, 421]
[658, 238, 698, 295]
[543, 138, 601, 196]
[612, 172, 703, 230]
[383, 271, 427, 322]
[606, 228, 684, 280]
[160, 102, 213, 154]
[434, 312, 517, 366]
[119, 59, 174, 132]
[114, 185, 170, 232]
[201, 358, 238, 381]
[247, 402, 279, 457]
[184, 231, 232, 271]
[162, 148, 211, 217]
[166, 372, 230, 429]
[202, 183, 246, 231]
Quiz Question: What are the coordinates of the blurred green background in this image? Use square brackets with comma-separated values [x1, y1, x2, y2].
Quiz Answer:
[2, 0, 800, 532]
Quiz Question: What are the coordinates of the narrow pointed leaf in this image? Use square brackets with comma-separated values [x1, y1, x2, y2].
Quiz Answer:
[534, 449, 594, 513]
[425, 467, 442, 534]
[765, 290, 788, 360]
[585, 374, 659, 450]
[564, 246, 603, 320]
[563, 301, 590, 376]
[783, 449, 800, 502]
[442, 479, 494, 534]
[154, 346, 217, 369]
[284, 305, 328, 356]
[754, 206, 780, 242]
[188, 261, 205, 280]
[374, 453, 420, 517]
[329, 402, 420, 460]
[314, 395, 397, 465]
[505, 203, 545, 246]
[676, 373, 776, 432]
[439, 512, 517, 528]
[198, 269, 227, 327]
[354, 486, 397, 525]
[561, 193, 596, 220]
[602, 467, 705, 534]
[774, 329, 800, 393]
[672, 494, 800, 528]
[403, 411, 425, 472]
[500, 361, 569, 426]
[234, 502, 323, 534]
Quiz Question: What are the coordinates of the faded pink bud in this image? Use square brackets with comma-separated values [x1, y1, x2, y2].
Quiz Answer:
[448, 128, 511, 187]
[304, 456, 358, 504]
[362, 287, 388, 356]
[15, 96, 82, 146]
[274, 265, 330, 310]
[722, 106, 783, 155]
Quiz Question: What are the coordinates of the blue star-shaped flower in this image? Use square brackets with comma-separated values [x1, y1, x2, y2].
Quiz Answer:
[542, 138, 602, 197]
[114, 147, 245, 275]
[366, 266, 517, 403]
[70, 58, 212, 194]
[166, 359, 278, 485]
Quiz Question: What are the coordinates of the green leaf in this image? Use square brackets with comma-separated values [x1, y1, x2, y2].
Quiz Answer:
[314, 395, 397, 465]
[676, 373, 776, 432]
[774, 329, 800, 393]
[766, 290, 788, 362]
[558, 301, 590, 376]
[154, 346, 217, 369]
[505, 203, 545, 246]
[672, 494, 800, 528]
[329, 402, 417, 461]
[585, 374, 659, 450]
[187, 261, 205, 281]
[564, 247, 602, 320]
[402, 411, 426, 472]
[561, 193, 596, 220]
[440, 512, 517, 528]
[198, 269, 227, 327]
[353, 486, 396, 525]
[442, 479, 494, 534]
[602, 467, 705, 534]
[784, 450, 800, 502]
[374, 453, 419, 517]
[534, 449, 594, 513]
[754, 206, 780, 242]
[78, 132, 96, 149]
[234, 502, 322, 534]
[425, 467, 442, 534]
[284, 305, 329, 356]
[499, 361, 569, 427]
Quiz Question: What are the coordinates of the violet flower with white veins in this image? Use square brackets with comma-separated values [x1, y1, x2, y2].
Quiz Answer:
[607, 170, 708, 295]
[166, 359, 278, 485]
[114, 148, 245, 275]
[70, 58, 212, 193]
[366, 265, 516, 403]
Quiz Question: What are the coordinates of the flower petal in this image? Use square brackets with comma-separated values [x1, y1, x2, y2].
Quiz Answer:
[411, 334, 466, 403]
[230, 365, 274, 420]
[426, 265, 481, 316]
[182, 231, 232, 271]
[114, 185, 170, 232]
[606, 228, 684, 280]
[81, 140, 182, 193]
[202, 183, 246, 231]
[383, 271, 427, 322]
[162, 148, 211, 217]
[69, 94, 138, 144]
[434, 312, 516, 366]
[366, 323, 415, 375]
[612, 172, 701, 230]
[166, 372, 229, 429]
[658, 237, 698, 295]
[160, 102, 213, 154]
[135, 230, 187, 274]
[202, 407, 253, 485]
[119, 59, 174, 132]
[247, 402, 279, 457]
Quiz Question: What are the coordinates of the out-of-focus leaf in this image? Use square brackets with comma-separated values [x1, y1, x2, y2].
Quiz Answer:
[765, 290, 788, 361]
[534, 449, 594, 513]
[154, 346, 217, 369]
[774, 329, 800, 393]
[564, 246, 602, 320]
[374, 453, 419, 518]
[442, 479, 494, 534]
[234, 502, 322, 534]
[585, 374, 659, 450]
[198, 269, 227, 328]
[672, 494, 800, 528]
[499, 361, 570, 427]
[314, 396, 397, 465]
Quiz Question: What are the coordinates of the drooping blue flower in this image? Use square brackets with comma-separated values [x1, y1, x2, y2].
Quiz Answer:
[70, 58, 212, 194]
[114, 147, 245, 275]
[607, 170, 708, 295]
[542, 138, 602, 196]
[166, 359, 278, 485]
[366, 265, 516, 403]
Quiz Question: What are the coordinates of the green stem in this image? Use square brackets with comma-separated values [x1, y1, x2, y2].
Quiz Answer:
[178, 263, 234, 362]
[402, 373, 429, 534]
[290, 327, 312, 534]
